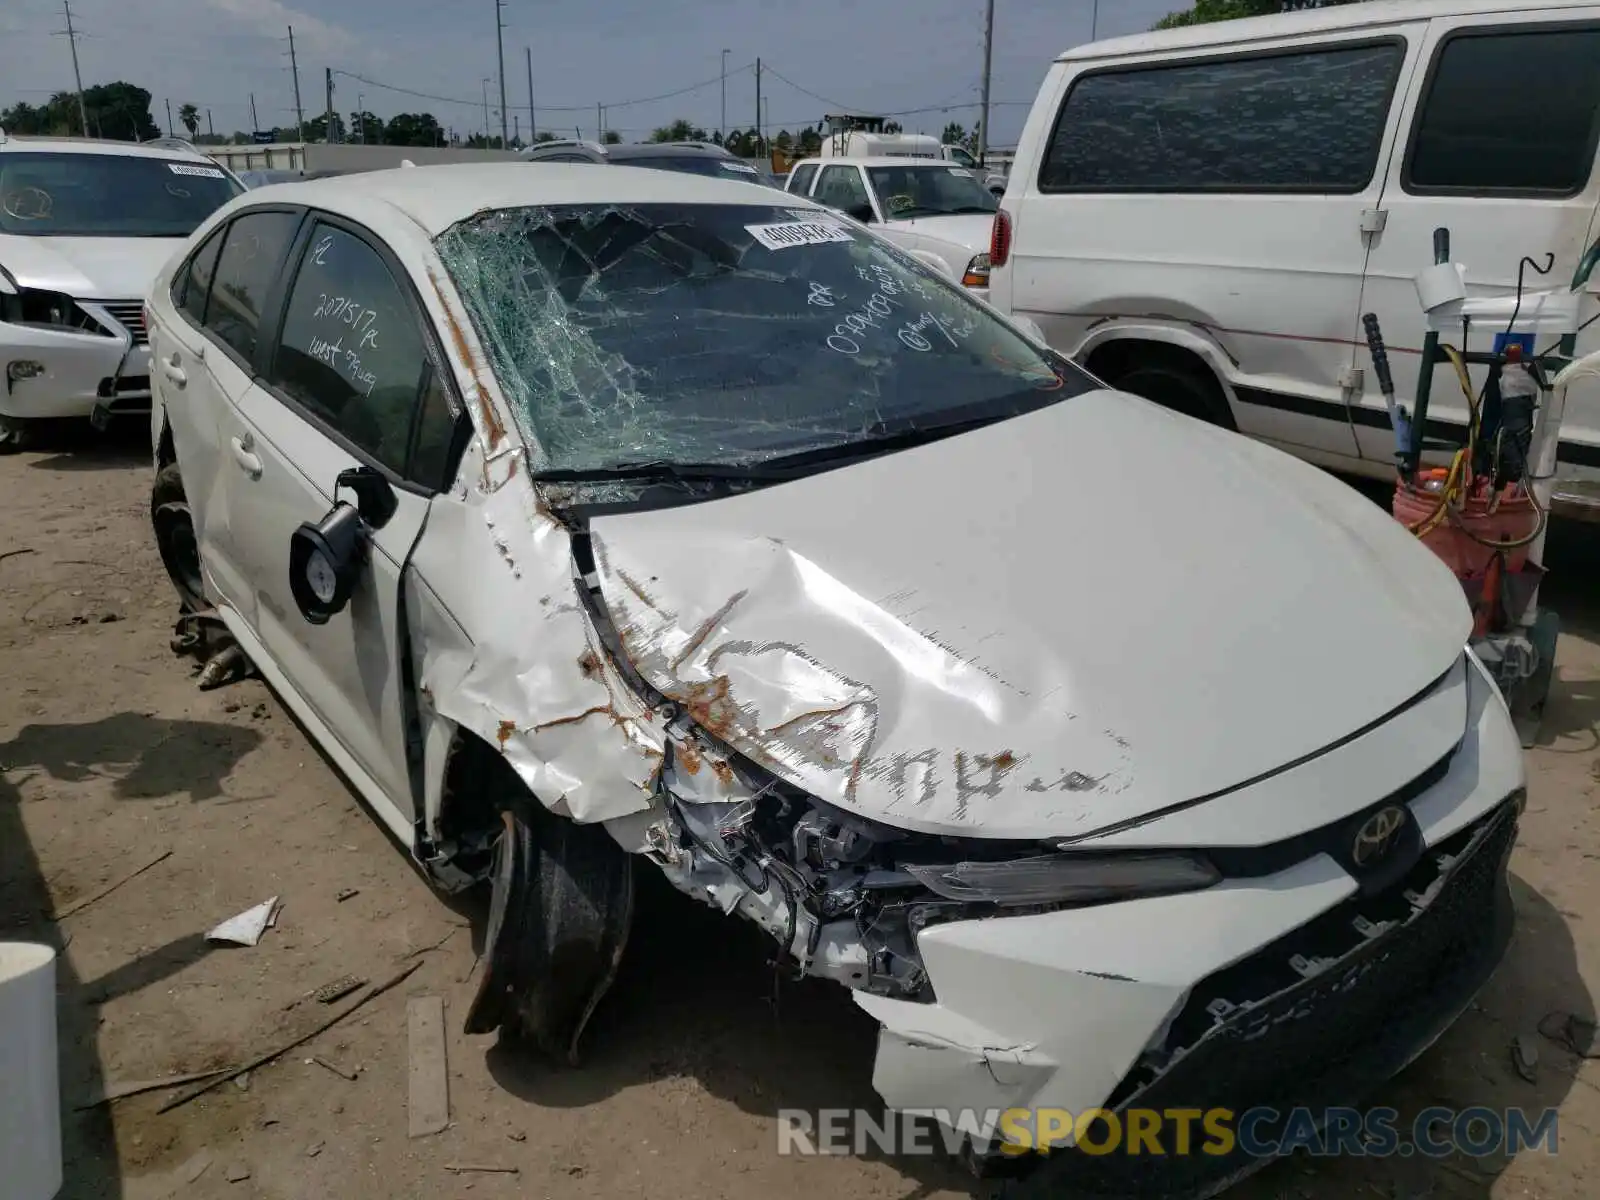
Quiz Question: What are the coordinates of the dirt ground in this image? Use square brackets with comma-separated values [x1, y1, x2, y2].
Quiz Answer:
[2, 422, 1599, 1200]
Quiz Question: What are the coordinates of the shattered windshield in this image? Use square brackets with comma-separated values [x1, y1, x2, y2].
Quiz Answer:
[0, 153, 241, 237]
[435, 202, 1090, 473]
[865, 165, 998, 219]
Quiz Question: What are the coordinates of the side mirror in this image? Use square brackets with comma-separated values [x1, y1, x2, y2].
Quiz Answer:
[285, 467, 396, 625]
[846, 203, 875, 224]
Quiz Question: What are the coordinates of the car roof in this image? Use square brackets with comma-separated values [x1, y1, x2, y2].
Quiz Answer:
[239, 161, 823, 236]
[605, 143, 733, 160]
[0, 134, 219, 163]
[1060, 0, 1595, 61]
[815, 157, 971, 169]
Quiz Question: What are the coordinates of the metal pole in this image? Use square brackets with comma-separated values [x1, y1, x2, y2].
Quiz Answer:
[357, 93, 364, 143]
[62, 1, 89, 137]
[288, 25, 305, 141]
[978, 0, 994, 165]
[525, 46, 535, 142]
[754, 56, 762, 156]
[482, 78, 491, 142]
[207, 108, 214, 138]
[165, 98, 174, 137]
[495, 0, 509, 146]
[720, 48, 730, 143]
[596, 101, 602, 142]
[1091, 0, 1099, 40]
[250, 92, 259, 132]
[325, 67, 335, 142]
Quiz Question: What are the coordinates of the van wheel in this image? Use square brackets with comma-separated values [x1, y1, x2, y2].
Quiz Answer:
[1108, 360, 1236, 430]
[151, 462, 206, 612]
[463, 758, 634, 1064]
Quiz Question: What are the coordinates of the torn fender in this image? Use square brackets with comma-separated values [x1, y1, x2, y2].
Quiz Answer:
[406, 480, 665, 834]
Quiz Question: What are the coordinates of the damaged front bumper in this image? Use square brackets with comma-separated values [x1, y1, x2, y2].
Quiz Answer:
[846, 654, 1522, 1197]
[2, 303, 151, 421]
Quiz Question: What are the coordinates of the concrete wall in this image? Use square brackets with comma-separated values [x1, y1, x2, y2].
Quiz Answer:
[207, 143, 521, 174]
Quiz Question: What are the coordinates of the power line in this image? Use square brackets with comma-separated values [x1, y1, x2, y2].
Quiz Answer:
[330, 62, 755, 114]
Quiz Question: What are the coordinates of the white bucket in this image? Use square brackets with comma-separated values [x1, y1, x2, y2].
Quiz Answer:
[0, 943, 62, 1200]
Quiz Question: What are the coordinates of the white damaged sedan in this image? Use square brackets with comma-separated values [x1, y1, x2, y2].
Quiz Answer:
[145, 163, 1523, 1196]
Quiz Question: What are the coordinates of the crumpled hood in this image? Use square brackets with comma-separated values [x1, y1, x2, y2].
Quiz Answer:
[891, 212, 993, 255]
[0, 234, 183, 299]
[587, 391, 1469, 840]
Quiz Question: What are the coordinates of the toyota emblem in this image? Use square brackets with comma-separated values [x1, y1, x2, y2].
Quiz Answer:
[1351, 805, 1407, 867]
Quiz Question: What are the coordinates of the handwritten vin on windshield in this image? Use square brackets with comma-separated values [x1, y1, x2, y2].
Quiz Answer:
[822, 261, 973, 357]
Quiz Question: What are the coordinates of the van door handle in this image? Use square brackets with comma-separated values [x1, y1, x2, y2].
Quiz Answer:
[230, 433, 262, 478]
[160, 352, 186, 387]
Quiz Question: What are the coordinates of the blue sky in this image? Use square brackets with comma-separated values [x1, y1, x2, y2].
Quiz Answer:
[1, 0, 1180, 145]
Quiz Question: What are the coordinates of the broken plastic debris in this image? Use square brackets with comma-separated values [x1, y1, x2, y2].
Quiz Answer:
[206, 898, 280, 946]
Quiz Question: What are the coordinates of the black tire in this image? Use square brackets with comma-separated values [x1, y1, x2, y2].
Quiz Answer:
[0, 416, 33, 455]
[1110, 360, 1236, 430]
[151, 462, 206, 612]
[463, 759, 634, 1064]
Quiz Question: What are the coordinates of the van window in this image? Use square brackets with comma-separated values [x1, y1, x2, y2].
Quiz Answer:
[1407, 26, 1600, 195]
[1039, 42, 1404, 193]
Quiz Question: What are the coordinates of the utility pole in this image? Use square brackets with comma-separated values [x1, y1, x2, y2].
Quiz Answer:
[58, 1, 90, 138]
[754, 57, 762, 156]
[720, 48, 730, 143]
[494, 0, 509, 147]
[206, 108, 214, 139]
[287, 25, 306, 141]
[357, 93, 365, 143]
[165, 98, 174, 136]
[596, 102, 602, 142]
[525, 46, 535, 141]
[978, 0, 994, 165]
[1091, 0, 1099, 40]
[325, 67, 336, 142]
[481, 78, 491, 143]
[513, 113, 519, 145]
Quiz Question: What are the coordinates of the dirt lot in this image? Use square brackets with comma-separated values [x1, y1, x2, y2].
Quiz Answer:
[2, 423, 1598, 1200]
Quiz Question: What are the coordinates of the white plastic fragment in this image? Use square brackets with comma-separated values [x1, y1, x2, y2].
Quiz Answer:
[206, 898, 280, 947]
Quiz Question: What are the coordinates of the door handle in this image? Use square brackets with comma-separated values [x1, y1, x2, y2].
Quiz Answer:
[160, 352, 186, 387]
[230, 433, 262, 478]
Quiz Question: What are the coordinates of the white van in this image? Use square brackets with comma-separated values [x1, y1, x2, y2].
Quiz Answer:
[990, 0, 1600, 518]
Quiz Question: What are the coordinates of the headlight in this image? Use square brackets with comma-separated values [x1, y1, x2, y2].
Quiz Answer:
[961, 252, 991, 288]
[902, 851, 1219, 906]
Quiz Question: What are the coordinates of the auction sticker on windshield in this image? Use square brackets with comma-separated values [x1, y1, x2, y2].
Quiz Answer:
[168, 163, 226, 178]
[746, 220, 854, 251]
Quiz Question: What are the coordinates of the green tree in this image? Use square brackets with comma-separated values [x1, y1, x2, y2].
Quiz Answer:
[883, 120, 903, 134]
[798, 126, 822, 155]
[304, 112, 346, 143]
[178, 103, 199, 138]
[602, 129, 622, 144]
[383, 112, 444, 146]
[348, 111, 384, 143]
[1154, 0, 1363, 28]
[533, 130, 559, 143]
[773, 129, 793, 151]
[940, 121, 967, 147]
[650, 117, 709, 143]
[2, 82, 159, 140]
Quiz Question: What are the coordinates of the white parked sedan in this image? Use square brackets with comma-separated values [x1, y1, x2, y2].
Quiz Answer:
[0, 133, 241, 450]
[145, 163, 1523, 1194]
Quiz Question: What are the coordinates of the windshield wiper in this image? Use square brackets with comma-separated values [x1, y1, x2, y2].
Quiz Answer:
[530, 458, 795, 485]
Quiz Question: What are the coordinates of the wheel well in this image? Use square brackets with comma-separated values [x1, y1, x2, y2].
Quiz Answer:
[156, 422, 176, 469]
[1082, 339, 1237, 431]
[438, 727, 504, 849]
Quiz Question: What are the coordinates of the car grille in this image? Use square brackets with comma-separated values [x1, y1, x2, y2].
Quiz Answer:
[997, 799, 1519, 1200]
[98, 301, 147, 345]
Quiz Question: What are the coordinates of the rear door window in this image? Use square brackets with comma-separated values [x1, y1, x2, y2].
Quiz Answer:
[266, 222, 432, 477]
[177, 226, 226, 324]
[204, 210, 300, 365]
[1040, 41, 1405, 193]
[1406, 25, 1600, 195]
